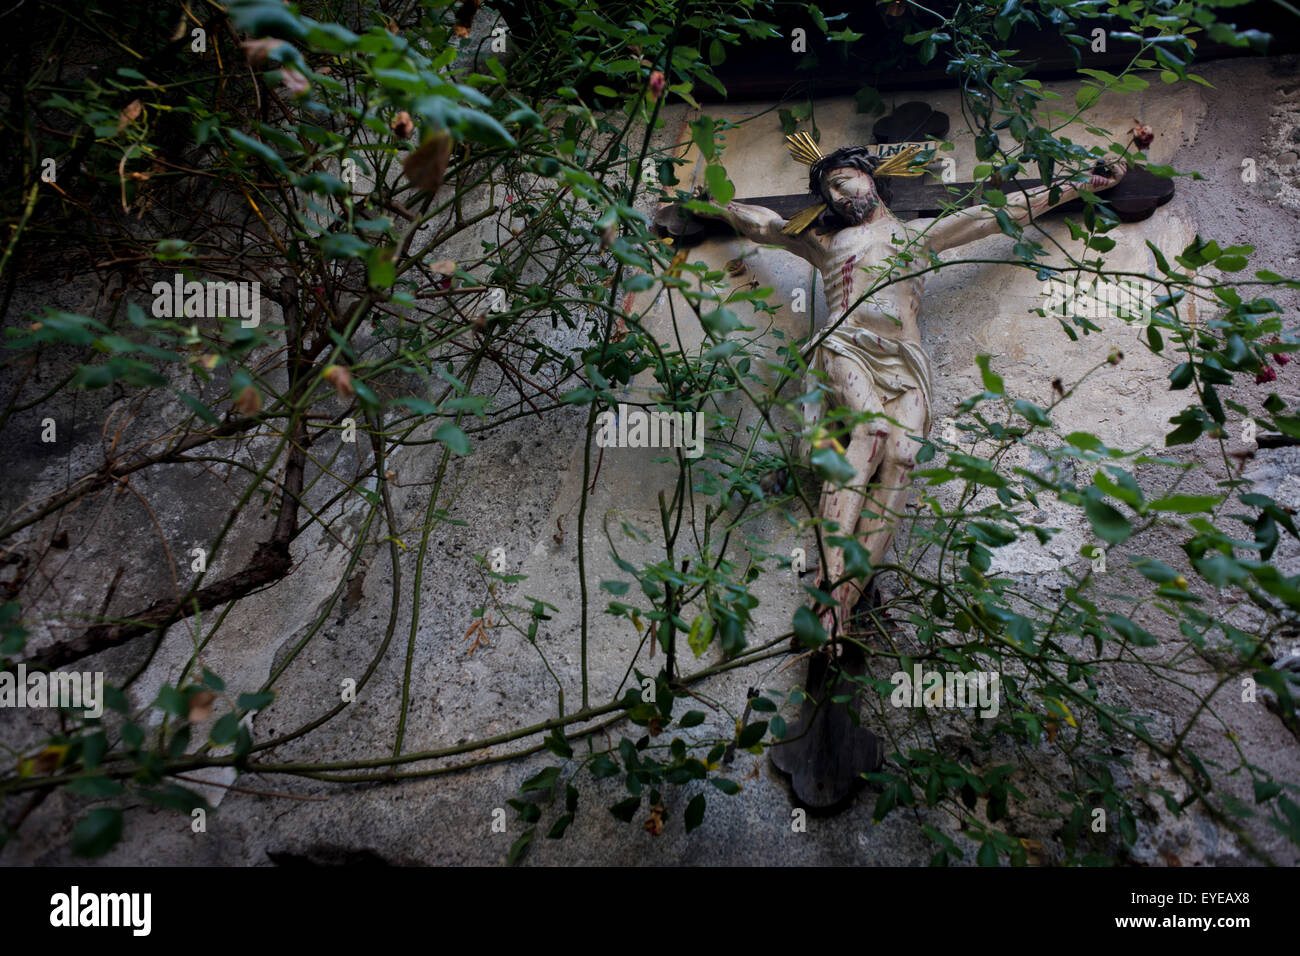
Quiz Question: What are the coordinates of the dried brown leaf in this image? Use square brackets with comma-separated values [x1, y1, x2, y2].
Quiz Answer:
[456, 0, 480, 29]
[280, 68, 311, 98]
[390, 110, 415, 140]
[643, 803, 665, 836]
[241, 38, 282, 68]
[402, 131, 452, 195]
[117, 100, 143, 133]
[234, 385, 262, 416]
[188, 690, 217, 723]
[323, 364, 354, 399]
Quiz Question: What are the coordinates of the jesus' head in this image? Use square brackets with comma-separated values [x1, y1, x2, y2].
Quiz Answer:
[809, 146, 892, 226]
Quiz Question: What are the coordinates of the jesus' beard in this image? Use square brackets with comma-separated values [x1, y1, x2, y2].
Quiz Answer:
[832, 194, 879, 225]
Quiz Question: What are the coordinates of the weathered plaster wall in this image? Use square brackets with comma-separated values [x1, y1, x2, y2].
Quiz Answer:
[3, 55, 1298, 867]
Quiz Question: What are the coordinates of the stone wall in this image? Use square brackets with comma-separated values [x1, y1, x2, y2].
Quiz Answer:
[2, 55, 1298, 866]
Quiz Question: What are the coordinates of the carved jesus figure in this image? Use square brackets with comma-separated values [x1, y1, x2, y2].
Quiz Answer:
[700, 146, 1126, 638]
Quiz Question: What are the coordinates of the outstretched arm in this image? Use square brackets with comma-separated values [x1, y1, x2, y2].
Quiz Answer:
[917, 161, 1127, 254]
[692, 199, 823, 263]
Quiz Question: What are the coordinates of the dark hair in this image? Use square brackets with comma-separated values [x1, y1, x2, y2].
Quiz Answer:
[809, 145, 892, 209]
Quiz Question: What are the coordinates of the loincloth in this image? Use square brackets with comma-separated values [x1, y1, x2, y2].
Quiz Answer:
[800, 326, 933, 439]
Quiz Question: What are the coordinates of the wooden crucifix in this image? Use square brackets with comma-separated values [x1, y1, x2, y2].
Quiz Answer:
[654, 103, 1174, 243]
[655, 105, 1172, 812]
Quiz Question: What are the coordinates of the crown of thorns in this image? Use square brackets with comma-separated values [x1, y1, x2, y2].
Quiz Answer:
[807, 146, 885, 198]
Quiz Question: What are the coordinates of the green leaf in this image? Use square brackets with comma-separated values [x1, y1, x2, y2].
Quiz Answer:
[700, 307, 742, 335]
[295, 172, 348, 197]
[705, 163, 734, 205]
[434, 423, 471, 455]
[1168, 363, 1193, 389]
[1083, 493, 1132, 545]
[609, 796, 641, 822]
[305, 20, 360, 50]
[1147, 494, 1219, 513]
[70, 808, 123, 858]
[1093, 467, 1143, 508]
[521, 766, 560, 794]
[1060, 434, 1102, 452]
[678, 709, 706, 728]
[1105, 612, 1157, 647]
[210, 713, 239, 745]
[153, 685, 186, 718]
[0, 605, 28, 655]
[840, 537, 872, 579]
[236, 691, 274, 711]
[65, 776, 125, 798]
[225, 129, 288, 173]
[227, 4, 307, 42]
[1194, 554, 1248, 589]
[1119, 809, 1139, 845]
[1011, 399, 1051, 427]
[138, 783, 208, 813]
[1254, 779, 1283, 803]
[82, 732, 107, 769]
[591, 753, 620, 779]
[459, 109, 516, 148]
[873, 782, 896, 822]
[441, 395, 489, 416]
[318, 233, 370, 260]
[737, 720, 768, 748]
[710, 777, 741, 795]
[810, 446, 856, 485]
[153, 239, 195, 262]
[1146, 240, 1174, 275]
[687, 613, 713, 657]
[543, 728, 573, 759]
[685, 793, 706, 832]
[367, 247, 396, 289]
[178, 392, 220, 426]
[507, 827, 534, 863]
[970, 521, 1017, 547]
[689, 117, 717, 160]
[975, 355, 1004, 395]
[509, 799, 541, 824]
[793, 605, 827, 649]
[1130, 556, 1179, 584]
[391, 397, 437, 416]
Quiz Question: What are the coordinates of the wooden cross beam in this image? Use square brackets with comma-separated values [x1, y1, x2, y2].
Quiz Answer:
[654, 101, 1174, 245]
[653, 168, 1174, 245]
